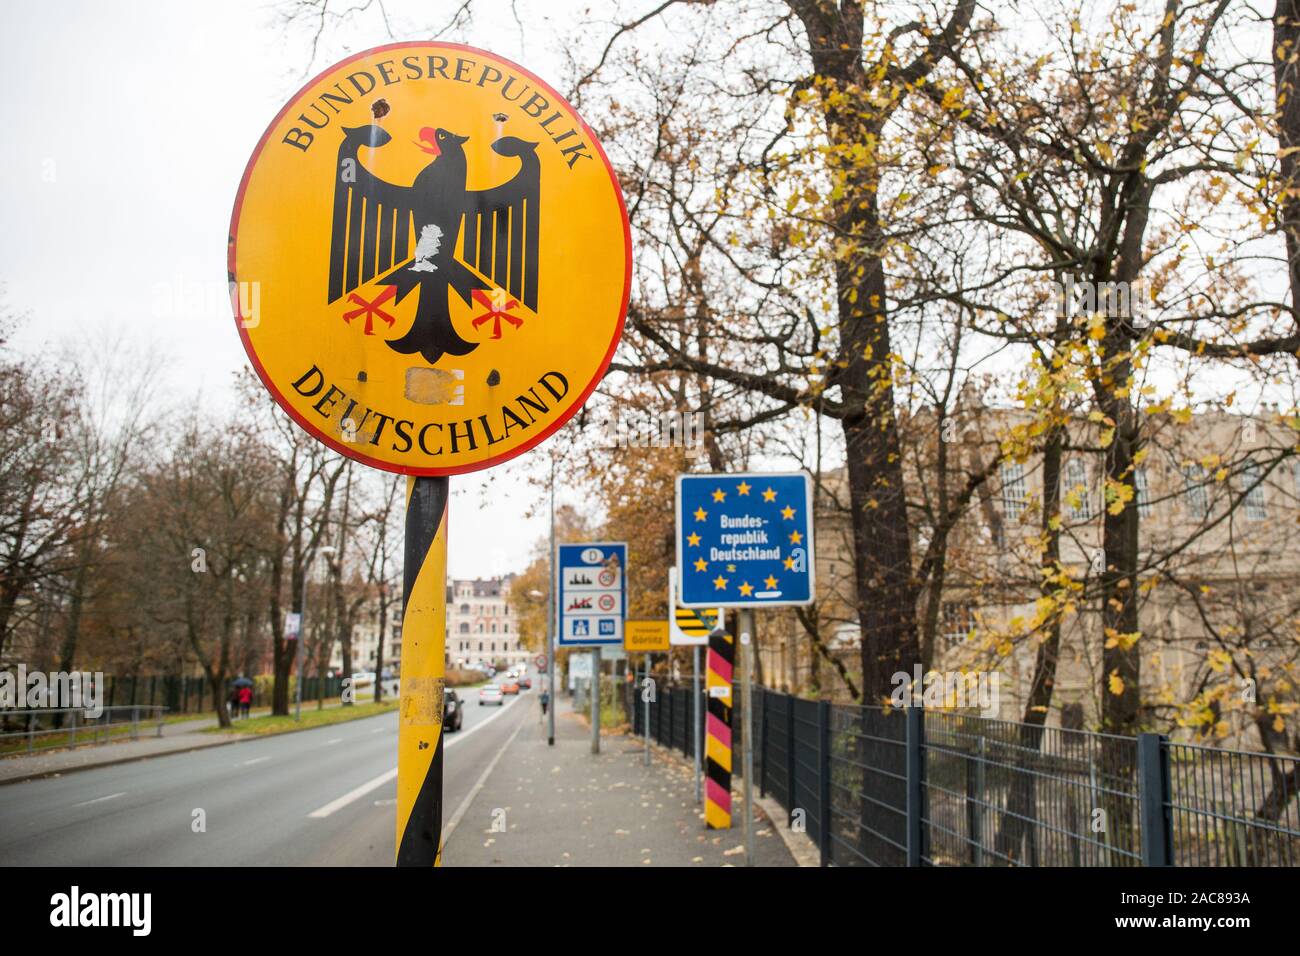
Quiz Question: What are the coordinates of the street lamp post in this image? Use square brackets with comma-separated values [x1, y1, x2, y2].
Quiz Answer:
[526, 587, 546, 724]
[547, 452, 557, 746]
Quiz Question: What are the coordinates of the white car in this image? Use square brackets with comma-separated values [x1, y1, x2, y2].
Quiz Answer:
[479, 685, 504, 706]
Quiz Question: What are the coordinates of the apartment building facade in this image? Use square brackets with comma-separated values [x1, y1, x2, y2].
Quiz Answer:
[446, 575, 528, 670]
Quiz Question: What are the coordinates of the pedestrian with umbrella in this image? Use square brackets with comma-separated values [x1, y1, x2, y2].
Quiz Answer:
[232, 676, 254, 720]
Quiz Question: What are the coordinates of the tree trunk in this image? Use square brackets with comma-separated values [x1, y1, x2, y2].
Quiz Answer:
[57, 557, 89, 674]
[789, 1, 920, 702]
[995, 421, 1065, 862]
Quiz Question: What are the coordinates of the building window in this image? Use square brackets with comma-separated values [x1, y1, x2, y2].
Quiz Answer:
[1001, 461, 1027, 520]
[1135, 467, 1152, 517]
[1241, 461, 1267, 520]
[458, 623, 469, 634]
[941, 602, 973, 649]
[460, 603, 469, 614]
[503, 623, 509, 633]
[1065, 458, 1092, 521]
[1183, 465, 1208, 519]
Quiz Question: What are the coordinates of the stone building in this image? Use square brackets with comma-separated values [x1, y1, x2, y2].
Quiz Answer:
[757, 404, 1300, 747]
[445, 575, 527, 670]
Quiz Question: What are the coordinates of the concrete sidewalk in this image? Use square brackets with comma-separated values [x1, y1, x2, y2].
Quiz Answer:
[442, 696, 796, 867]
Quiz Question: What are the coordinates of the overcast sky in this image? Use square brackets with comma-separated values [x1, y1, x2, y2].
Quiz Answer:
[0, 0, 604, 579]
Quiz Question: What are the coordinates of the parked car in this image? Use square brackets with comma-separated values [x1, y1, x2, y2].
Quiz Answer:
[443, 689, 464, 730]
[479, 685, 504, 706]
[500, 678, 520, 695]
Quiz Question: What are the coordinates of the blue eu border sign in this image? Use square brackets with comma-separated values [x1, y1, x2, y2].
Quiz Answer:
[557, 542, 627, 647]
[676, 472, 814, 608]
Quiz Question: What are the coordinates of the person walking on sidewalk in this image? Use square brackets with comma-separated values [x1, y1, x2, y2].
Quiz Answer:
[539, 689, 550, 719]
[227, 686, 241, 722]
[238, 684, 253, 719]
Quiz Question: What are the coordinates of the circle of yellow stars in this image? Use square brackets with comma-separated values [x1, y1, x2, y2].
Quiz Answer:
[686, 478, 803, 594]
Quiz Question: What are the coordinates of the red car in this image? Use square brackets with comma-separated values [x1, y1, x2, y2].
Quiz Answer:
[517, 675, 532, 690]
[500, 679, 520, 695]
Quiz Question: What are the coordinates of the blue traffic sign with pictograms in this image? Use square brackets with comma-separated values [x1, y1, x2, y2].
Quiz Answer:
[675, 472, 814, 608]
[556, 542, 627, 646]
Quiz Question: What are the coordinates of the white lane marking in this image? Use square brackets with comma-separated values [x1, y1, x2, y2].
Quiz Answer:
[237, 756, 270, 767]
[73, 792, 126, 808]
[371, 727, 386, 734]
[442, 705, 527, 847]
[308, 768, 399, 819]
[305, 694, 522, 820]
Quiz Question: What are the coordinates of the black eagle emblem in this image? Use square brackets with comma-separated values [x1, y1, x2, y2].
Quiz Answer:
[327, 124, 540, 366]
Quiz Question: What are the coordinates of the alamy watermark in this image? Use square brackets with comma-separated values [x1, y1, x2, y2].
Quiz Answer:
[889, 665, 1001, 717]
[597, 409, 704, 457]
[0, 666, 104, 718]
[150, 275, 262, 328]
[49, 886, 151, 936]
[1052, 275, 1153, 322]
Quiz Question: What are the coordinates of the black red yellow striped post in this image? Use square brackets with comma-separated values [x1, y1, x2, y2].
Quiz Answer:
[396, 476, 449, 866]
[704, 624, 734, 829]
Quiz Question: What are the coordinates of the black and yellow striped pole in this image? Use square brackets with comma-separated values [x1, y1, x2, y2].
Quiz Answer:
[396, 475, 449, 866]
[704, 623, 734, 829]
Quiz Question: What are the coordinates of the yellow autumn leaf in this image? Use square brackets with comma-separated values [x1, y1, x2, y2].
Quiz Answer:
[1108, 671, 1125, 696]
[1104, 628, 1141, 650]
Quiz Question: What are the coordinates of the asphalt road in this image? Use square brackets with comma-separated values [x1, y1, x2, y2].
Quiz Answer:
[0, 680, 542, 866]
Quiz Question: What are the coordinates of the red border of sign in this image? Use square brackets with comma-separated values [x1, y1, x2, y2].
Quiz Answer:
[227, 41, 632, 476]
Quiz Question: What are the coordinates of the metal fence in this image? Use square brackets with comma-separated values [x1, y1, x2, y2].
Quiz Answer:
[99, 674, 344, 714]
[630, 683, 703, 757]
[0, 706, 168, 754]
[631, 683, 1300, 867]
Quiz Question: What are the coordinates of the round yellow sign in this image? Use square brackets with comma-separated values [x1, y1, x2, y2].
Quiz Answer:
[229, 42, 630, 475]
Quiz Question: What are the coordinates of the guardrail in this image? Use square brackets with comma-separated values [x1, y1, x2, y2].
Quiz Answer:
[0, 706, 169, 755]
